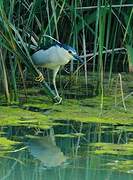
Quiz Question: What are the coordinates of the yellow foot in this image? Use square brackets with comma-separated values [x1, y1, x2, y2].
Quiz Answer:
[35, 72, 45, 82]
[54, 96, 62, 104]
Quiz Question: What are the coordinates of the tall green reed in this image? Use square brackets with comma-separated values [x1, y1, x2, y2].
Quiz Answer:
[0, 48, 10, 103]
[0, 1, 59, 103]
[0, 0, 133, 105]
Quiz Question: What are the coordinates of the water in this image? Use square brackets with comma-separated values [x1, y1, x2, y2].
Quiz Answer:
[0, 121, 133, 180]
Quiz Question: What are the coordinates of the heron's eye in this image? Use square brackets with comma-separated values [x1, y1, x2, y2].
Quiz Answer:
[68, 50, 72, 54]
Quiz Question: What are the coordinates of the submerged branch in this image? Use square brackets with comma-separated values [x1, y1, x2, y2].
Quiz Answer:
[76, 4, 133, 10]
[80, 47, 126, 58]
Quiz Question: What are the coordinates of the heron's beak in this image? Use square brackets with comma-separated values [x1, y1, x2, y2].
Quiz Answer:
[73, 54, 83, 63]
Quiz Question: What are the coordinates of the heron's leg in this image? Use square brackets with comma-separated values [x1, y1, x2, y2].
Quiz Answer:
[53, 67, 60, 97]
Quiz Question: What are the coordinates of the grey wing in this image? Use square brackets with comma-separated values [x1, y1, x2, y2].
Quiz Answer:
[31, 49, 52, 67]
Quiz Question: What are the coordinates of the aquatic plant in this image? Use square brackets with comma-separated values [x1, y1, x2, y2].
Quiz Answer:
[0, 0, 133, 108]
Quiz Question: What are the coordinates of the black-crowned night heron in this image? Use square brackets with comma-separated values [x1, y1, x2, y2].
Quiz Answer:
[31, 42, 82, 103]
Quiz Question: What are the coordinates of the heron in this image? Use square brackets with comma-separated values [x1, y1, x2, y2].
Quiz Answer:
[31, 42, 82, 103]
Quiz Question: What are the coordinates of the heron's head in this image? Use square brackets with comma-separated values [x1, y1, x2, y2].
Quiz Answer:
[61, 44, 83, 63]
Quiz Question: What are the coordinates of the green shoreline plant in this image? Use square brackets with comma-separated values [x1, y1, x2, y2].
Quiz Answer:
[0, 0, 133, 107]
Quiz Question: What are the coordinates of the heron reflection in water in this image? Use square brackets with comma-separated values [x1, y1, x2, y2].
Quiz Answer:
[27, 134, 67, 168]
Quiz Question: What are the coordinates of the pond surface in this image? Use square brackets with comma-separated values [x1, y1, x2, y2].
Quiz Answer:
[0, 120, 133, 180]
